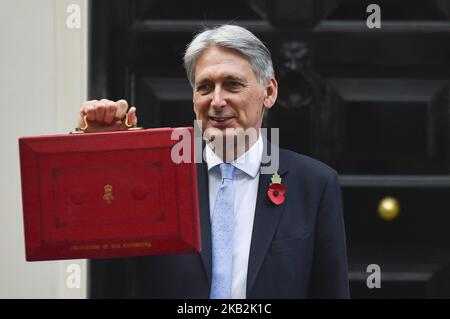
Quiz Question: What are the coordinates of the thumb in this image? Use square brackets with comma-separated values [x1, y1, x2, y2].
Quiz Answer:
[128, 107, 138, 126]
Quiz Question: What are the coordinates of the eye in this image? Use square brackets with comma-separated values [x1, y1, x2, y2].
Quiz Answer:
[196, 83, 213, 94]
[226, 81, 244, 90]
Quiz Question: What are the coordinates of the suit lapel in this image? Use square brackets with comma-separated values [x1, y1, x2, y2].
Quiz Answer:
[197, 161, 212, 285]
[246, 140, 288, 296]
[197, 138, 289, 293]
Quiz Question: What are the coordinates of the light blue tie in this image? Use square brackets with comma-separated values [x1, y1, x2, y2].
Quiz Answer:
[210, 163, 235, 299]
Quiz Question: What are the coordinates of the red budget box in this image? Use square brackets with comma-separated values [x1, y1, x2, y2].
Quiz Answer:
[19, 127, 200, 261]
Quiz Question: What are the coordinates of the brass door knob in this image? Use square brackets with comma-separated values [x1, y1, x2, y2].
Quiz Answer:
[378, 196, 400, 221]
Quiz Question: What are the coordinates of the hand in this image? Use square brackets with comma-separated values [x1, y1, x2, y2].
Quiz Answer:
[78, 99, 138, 132]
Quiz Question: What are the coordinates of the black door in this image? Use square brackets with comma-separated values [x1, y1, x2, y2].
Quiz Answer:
[88, 0, 450, 298]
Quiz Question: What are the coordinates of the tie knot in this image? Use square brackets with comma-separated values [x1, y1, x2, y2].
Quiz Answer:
[219, 163, 235, 181]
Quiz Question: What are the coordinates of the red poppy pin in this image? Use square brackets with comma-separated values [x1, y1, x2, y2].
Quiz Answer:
[267, 172, 286, 206]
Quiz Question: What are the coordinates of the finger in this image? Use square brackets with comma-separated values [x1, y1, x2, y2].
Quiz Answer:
[78, 109, 87, 127]
[128, 107, 138, 126]
[80, 100, 98, 114]
[95, 100, 107, 122]
[95, 106, 105, 122]
[80, 100, 98, 123]
[115, 99, 129, 121]
[103, 100, 117, 124]
[85, 104, 97, 122]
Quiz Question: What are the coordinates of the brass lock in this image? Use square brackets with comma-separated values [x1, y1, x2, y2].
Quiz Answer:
[378, 196, 400, 221]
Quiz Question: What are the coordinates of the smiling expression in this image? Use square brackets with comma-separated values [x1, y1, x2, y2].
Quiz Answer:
[193, 45, 278, 145]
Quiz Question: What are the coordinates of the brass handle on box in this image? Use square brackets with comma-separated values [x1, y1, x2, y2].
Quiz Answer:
[72, 113, 142, 134]
[378, 196, 400, 221]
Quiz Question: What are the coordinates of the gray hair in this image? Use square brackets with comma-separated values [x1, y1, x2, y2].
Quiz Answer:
[183, 24, 275, 87]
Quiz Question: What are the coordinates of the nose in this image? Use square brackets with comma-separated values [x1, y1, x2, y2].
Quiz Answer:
[210, 86, 227, 110]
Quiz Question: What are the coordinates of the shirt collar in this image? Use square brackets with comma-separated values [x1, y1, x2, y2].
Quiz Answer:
[205, 133, 263, 179]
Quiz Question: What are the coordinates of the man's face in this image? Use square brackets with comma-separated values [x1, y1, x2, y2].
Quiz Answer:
[193, 45, 277, 143]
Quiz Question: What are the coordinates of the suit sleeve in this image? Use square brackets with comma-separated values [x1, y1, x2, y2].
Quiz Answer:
[308, 171, 350, 298]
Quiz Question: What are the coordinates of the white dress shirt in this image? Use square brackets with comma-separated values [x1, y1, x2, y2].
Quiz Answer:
[205, 134, 263, 299]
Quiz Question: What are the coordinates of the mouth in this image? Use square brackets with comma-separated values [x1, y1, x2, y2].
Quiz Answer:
[208, 116, 236, 128]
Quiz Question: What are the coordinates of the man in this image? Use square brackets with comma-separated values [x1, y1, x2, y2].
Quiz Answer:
[80, 25, 349, 298]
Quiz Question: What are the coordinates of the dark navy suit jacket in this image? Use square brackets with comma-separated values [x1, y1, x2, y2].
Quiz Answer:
[127, 145, 350, 299]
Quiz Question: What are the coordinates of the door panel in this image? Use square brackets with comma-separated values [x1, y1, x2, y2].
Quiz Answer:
[89, 0, 450, 298]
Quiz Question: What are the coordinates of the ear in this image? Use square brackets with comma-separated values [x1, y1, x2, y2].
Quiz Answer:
[192, 90, 197, 113]
[263, 78, 278, 109]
